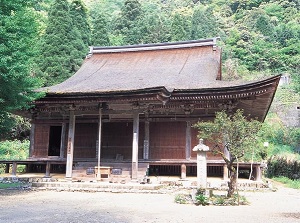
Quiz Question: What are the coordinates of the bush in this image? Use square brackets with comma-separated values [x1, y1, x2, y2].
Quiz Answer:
[210, 194, 249, 206]
[0, 140, 29, 173]
[195, 193, 209, 206]
[0, 140, 29, 160]
[174, 194, 192, 204]
[212, 195, 226, 205]
[174, 191, 249, 206]
[195, 188, 209, 206]
[267, 154, 300, 180]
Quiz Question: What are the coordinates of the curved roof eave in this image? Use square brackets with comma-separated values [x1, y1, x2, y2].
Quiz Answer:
[42, 75, 281, 98]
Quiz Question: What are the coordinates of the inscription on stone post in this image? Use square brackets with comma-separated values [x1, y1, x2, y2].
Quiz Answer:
[193, 139, 209, 188]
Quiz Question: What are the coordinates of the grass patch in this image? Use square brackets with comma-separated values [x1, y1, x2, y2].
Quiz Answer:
[272, 177, 300, 189]
[0, 182, 22, 189]
[210, 194, 249, 206]
[175, 194, 192, 204]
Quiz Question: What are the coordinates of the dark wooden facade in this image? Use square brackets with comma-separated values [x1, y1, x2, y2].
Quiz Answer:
[9, 38, 280, 181]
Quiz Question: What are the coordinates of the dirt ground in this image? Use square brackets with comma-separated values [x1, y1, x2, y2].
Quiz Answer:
[0, 184, 300, 223]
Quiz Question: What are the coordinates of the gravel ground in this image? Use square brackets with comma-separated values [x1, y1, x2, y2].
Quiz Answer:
[0, 185, 299, 223]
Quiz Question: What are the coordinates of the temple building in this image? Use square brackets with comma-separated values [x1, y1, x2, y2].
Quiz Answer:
[5, 38, 281, 181]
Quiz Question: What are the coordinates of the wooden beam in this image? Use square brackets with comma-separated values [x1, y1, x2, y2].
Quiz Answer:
[60, 122, 66, 159]
[66, 110, 76, 178]
[143, 121, 149, 160]
[185, 121, 191, 160]
[132, 111, 139, 180]
[29, 123, 35, 157]
[96, 107, 102, 180]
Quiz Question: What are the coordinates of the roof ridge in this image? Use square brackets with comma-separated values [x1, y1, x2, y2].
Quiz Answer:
[89, 37, 220, 55]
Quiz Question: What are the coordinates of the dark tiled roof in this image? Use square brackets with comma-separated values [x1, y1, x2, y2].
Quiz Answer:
[41, 38, 228, 94]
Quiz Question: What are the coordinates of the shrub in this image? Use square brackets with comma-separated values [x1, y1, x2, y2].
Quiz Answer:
[174, 190, 249, 206]
[174, 194, 192, 204]
[0, 140, 29, 173]
[267, 154, 300, 180]
[212, 195, 226, 206]
[195, 193, 209, 206]
[195, 188, 209, 206]
[0, 140, 29, 160]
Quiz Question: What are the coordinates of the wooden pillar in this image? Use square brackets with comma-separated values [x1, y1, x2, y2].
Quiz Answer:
[143, 120, 149, 160]
[132, 111, 139, 180]
[11, 162, 17, 176]
[223, 164, 228, 180]
[185, 121, 191, 160]
[66, 110, 76, 178]
[29, 123, 35, 157]
[60, 122, 66, 159]
[5, 164, 9, 173]
[96, 107, 102, 180]
[181, 164, 187, 179]
[45, 161, 51, 178]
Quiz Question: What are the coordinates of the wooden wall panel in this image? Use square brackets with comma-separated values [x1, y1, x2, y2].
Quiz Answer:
[74, 123, 97, 158]
[101, 122, 144, 160]
[149, 122, 186, 159]
[102, 122, 132, 160]
[33, 124, 49, 157]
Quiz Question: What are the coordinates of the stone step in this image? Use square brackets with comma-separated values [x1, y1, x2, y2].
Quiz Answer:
[31, 181, 163, 192]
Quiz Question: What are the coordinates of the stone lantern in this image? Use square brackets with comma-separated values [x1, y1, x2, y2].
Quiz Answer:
[193, 139, 209, 188]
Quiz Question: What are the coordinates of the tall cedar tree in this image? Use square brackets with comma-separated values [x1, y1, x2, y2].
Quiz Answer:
[115, 0, 143, 45]
[91, 11, 110, 46]
[70, 0, 91, 47]
[69, 0, 90, 71]
[38, 0, 85, 86]
[0, 0, 42, 138]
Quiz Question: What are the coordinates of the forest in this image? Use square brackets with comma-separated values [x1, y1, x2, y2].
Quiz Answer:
[0, 0, 300, 179]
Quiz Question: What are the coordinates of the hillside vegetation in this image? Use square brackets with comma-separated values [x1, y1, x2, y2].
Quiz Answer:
[0, 0, 299, 178]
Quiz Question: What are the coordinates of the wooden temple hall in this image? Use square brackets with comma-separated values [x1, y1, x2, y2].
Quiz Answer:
[5, 38, 280, 182]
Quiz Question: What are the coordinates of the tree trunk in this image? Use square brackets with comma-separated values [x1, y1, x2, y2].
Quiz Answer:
[227, 169, 237, 198]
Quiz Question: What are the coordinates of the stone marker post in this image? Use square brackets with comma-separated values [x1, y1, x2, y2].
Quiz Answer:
[193, 139, 209, 188]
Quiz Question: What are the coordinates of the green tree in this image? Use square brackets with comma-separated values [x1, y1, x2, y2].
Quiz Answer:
[171, 8, 192, 41]
[69, 0, 90, 70]
[91, 11, 110, 46]
[191, 5, 219, 39]
[194, 110, 262, 197]
[0, 0, 42, 139]
[139, 2, 172, 43]
[292, 73, 300, 93]
[37, 0, 85, 86]
[113, 0, 143, 45]
[70, 0, 91, 46]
